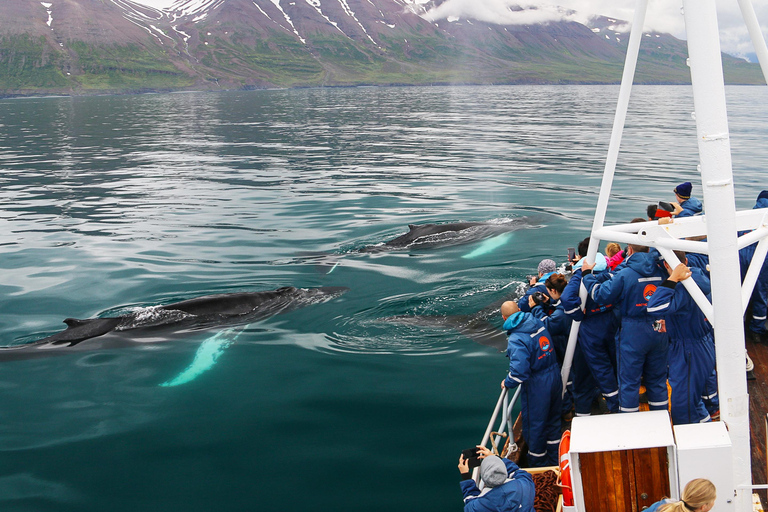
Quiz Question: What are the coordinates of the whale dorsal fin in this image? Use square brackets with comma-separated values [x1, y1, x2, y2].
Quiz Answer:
[63, 318, 90, 328]
[408, 224, 417, 230]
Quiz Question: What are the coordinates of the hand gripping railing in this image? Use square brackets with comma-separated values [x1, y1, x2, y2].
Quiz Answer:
[472, 386, 521, 484]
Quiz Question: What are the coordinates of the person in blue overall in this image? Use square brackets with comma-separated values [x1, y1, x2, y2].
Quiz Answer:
[743, 190, 768, 341]
[518, 259, 556, 312]
[581, 244, 669, 413]
[561, 253, 620, 414]
[500, 300, 561, 467]
[458, 446, 535, 512]
[672, 181, 703, 218]
[530, 274, 598, 418]
[647, 253, 714, 424]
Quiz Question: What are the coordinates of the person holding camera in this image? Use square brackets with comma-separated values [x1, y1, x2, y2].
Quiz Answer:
[517, 259, 556, 312]
[530, 274, 598, 419]
[671, 181, 703, 218]
[561, 242, 621, 415]
[458, 445, 535, 512]
[499, 300, 561, 466]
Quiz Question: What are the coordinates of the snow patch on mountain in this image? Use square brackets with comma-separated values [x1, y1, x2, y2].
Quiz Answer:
[41, 2, 53, 27]
[269, 0, 306, 44]
[337, 0, 378, 46]
[170, 0, 224, 18]
[304, 0, 346, 36]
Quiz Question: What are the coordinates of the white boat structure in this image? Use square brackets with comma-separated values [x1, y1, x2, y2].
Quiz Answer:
[477, 1, 768, 511]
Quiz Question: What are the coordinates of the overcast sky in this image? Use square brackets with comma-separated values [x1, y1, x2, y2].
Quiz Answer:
[132, 0, 768, 60]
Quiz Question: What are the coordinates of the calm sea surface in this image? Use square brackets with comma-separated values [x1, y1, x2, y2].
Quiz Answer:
[0, 85, 766, 511]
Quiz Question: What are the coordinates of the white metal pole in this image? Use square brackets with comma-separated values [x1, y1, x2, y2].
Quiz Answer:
[682, 2, 751, 510]
[742, 238, 768, 313]
[737, 0, 768, 84]
[560, 0, 649, 394]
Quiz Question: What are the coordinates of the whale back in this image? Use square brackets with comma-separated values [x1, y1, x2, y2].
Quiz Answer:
[40, 317, 123, 346]
[383, 222, 483, 247]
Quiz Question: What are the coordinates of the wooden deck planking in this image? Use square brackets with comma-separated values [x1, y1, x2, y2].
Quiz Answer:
[747, 337, 768, 504]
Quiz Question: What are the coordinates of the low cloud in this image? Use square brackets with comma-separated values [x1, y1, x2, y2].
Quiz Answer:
[419, 0, 768, 60]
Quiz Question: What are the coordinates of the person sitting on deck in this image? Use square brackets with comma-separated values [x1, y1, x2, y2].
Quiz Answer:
[644, 478, 716, 512]
[647, 252, 715, 424]
[671, 181, 703, 218]
[518, 259, 556, 312]
[458, 445, 535, 512]
[499, 301, 561, 467]
[581, 244, 669, 414]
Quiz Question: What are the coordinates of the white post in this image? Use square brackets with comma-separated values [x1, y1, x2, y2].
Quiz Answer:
[682, 1, 751, 510]
[560, 0, 649, 393]
[736, 0, 768, 85]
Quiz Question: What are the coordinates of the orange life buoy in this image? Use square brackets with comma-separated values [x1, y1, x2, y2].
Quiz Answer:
[559, 430, 574, 506]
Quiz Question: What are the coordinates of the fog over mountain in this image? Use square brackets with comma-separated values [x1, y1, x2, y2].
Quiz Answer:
[0, 0, 763, 96]
[131, 0, 768, 60]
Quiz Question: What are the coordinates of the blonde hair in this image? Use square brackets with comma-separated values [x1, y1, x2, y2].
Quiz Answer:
[658, 479, 716, 512]
[605, 242, 621, 258]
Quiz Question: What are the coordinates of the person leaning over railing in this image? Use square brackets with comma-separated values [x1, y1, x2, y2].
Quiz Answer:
[458, 445, 535, 512]
[499, 301, 561, 467]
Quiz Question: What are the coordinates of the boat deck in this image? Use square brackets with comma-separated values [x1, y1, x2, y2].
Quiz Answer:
[748, 337, 768, 503]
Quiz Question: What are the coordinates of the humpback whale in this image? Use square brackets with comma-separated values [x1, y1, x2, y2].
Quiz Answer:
[361, 220, 526, 253]
[4, 286, 348, 362]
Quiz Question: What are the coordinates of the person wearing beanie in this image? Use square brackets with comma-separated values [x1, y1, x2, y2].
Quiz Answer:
[458, 446, 535, 512]
[672, 181, 703, 218]
[517, 258, 557, 312]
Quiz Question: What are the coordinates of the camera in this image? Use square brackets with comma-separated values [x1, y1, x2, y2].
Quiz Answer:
[531, 291, 548, 306]
[461, 448, 482, 470]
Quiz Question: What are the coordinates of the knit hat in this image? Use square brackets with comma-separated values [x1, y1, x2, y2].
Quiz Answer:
[758, 190, 768, 201]
[480, 456, 508, 488]
[537, 259, 556, 274]
[674, 182, 692, 199]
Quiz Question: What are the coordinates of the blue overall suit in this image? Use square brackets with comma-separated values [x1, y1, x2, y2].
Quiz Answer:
[743, 195, 768, 335]
[673, 250, 719, 415]
[647, 267, 714, 424]
[676, 196, 703, 218]
[561, 268, 620, 413]
[502, 312, 561, 467]
[582, 251, 669, 413]
[531, 300, 598, 416]
[517, 272, 554, 313]
[460, 458, 535, 512]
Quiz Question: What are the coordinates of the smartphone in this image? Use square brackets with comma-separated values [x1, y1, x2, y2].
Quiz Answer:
[461, 448, 482, 469]
[567, 247, 575, 261]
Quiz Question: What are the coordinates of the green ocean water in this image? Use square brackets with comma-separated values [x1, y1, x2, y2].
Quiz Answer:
[0, 85, 766, 511]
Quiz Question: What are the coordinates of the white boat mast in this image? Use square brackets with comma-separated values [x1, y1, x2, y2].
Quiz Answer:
[559, 1, 768, 510]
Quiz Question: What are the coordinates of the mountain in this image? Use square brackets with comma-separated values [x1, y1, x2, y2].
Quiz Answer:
[0, 0, 763, 96]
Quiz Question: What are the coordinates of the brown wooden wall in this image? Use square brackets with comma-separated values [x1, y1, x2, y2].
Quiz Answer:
[578, 447, 670, 512]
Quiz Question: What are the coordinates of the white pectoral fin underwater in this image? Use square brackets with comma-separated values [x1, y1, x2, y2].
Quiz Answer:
[462, 232, 514, 259]
[160, 328, 242, 387]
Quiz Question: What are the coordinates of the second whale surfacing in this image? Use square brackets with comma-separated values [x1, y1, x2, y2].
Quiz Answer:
[4, 286, 349, 362]
[360, 219, 527, 253]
